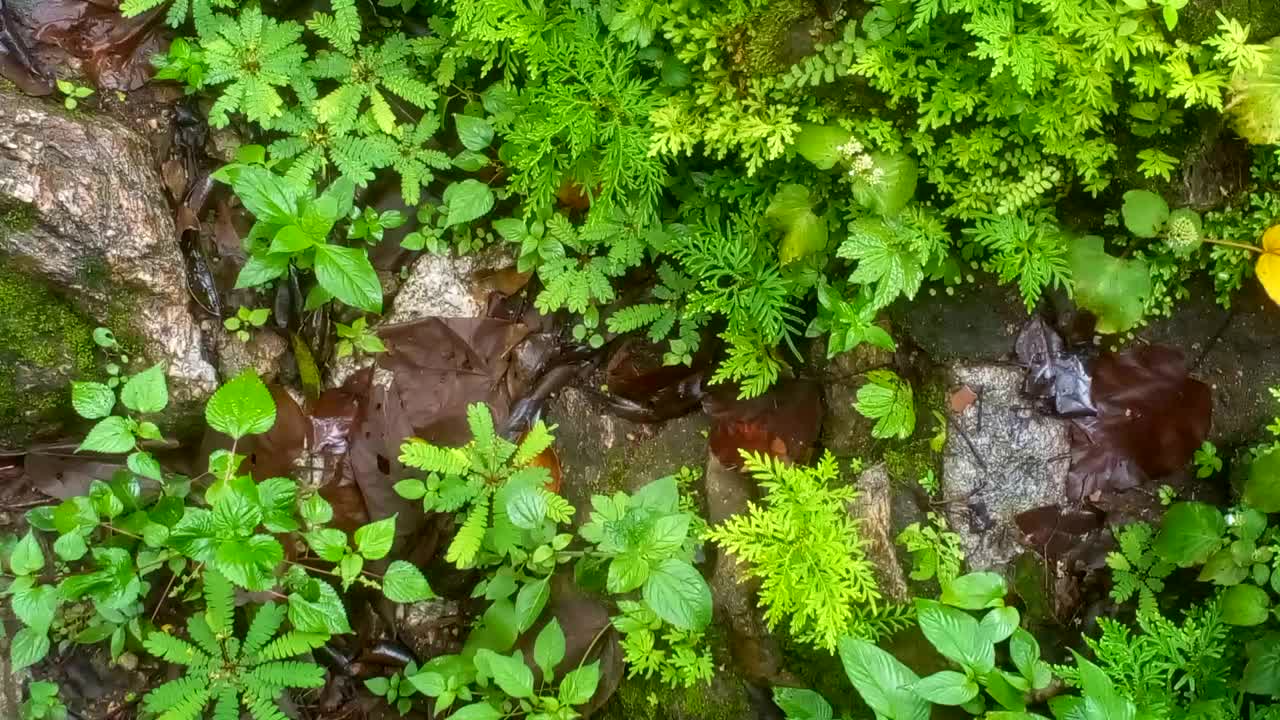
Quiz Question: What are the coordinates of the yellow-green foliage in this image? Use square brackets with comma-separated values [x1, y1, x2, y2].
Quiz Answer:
[707, 451, 904, 651]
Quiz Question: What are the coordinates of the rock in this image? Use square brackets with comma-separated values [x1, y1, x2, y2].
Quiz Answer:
[0, 87, 216, 447]
[545, 387, 709, 520]
[395, 598, 466, 660]
[890, 277, 1029, 363]
[847, 463, 910, 603]
[598, 666, 759, 720]
[941, 364, 1071, 572]
[0, 621, 26, 720]
[386, 246, 514, 324]
[813, 326, 895, 460]
[212, 326, 288, 383]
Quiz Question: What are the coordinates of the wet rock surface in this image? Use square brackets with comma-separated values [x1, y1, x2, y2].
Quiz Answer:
[387, 247, 514, 324]
[848, 463, 911, 602]
[941, 363, 1071, 572]
[890, 279, 1029, 362]
[0, 86, 216, 447]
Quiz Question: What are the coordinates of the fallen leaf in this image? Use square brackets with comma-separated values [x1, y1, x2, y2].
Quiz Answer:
[704, 380, 823, 470]
[1015, 317, 1094, 417]
[948, 385, 977, 414]
[1257, 225, 1280, 306]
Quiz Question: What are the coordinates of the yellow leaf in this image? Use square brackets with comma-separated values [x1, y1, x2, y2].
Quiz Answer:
[1257, 225, 1280, 306]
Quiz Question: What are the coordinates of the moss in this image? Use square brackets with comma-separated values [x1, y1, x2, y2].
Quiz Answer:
[1178, 0, 1280, 43]
[0, 268, 100, 447]
[0, 198, 37, 240]
[598, 668, 752, 720]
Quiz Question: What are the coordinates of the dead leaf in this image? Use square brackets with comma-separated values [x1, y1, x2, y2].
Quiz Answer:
[28, 0, 169, 90]
[0, 0, 52, 95]
[1069, 346, 1211, 500]
[1257, 225, 1280, 306]
[705, 379, 823, 470]
[1015, 317, 1093, 417]
[948, 385, 977, 414]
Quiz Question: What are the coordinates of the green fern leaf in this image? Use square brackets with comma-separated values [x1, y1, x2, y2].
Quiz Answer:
[142, 676, 210, 715]
[399, 439, 471, 474]
[252, 631, 329, 662]
[144, 632, 207, 666]
[447, 493, 490, 568]
[240, 603, 287, 658]
[204, 568, 236, 637]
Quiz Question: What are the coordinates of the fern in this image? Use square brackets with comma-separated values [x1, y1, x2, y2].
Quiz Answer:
[141, 569, 326, 719]
[963, 210, 1072, 310]
[120, 0, 238, 35]
[707, 451, 888, 651]
[201, 7, 307, 129]
[396, 404, 563, 570]
[1106, 522, 1175, 616]
[309, 33, 438, 137]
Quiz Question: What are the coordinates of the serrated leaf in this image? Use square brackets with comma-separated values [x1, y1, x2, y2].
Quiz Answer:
[354, 516, 396, 560]
[206, 370, 276, 439]
[383, 561, 435, 603]
[71, 382, 115, 419]
[78, 416, 137, 454]
[121, 364, 169, 414]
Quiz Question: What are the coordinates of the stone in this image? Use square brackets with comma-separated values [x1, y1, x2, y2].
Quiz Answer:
[386, 246, 514, 324]
[890, 276, 1030, 363]
[0, 87, 216, 447]
[941, 364, 1071, 572]
[545, 387, 709, 520]
[396, 598, 467, 661]
[848, 463, 910, 603]
[813, 326, 896, 460]
[212, 325, 288, 384]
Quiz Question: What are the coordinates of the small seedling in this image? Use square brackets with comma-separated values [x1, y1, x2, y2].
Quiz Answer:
[336, 316, 387, 358]
[56, 80, 94, 111]
[349, 206, 407, 244]
[223, 306, 270, 342]
[572, 305, 605, 349]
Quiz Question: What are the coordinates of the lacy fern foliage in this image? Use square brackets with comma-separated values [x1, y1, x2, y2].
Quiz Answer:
[707, 451, 889, 651]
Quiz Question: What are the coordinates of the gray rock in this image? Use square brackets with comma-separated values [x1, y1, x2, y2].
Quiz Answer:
[212, 326, 288, 383]
[848, 463, 910, 603]
[0, 88, 216, 447]
[545, 387, 709, 520]
[396, 598, 466, 660]
[0, 623, 26, 720]
[941, 364, 1070, 571]
[890, 277, 1029, 363]
[387, 247, 513, 324]
[813, 324, 896, 460]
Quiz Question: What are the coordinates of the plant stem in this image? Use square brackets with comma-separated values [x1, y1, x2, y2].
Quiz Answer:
[1204, 237, 1264, 254]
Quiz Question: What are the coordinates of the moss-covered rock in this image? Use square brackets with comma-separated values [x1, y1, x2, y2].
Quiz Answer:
[0, 86, 217, 448]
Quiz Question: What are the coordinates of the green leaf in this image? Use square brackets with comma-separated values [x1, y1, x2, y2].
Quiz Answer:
[515, 578, 551, 634]
[236, 252, 291, 288]
[912, 671, 979, 706]
[10, 626, 50, 670]
[314, 243, 383, 313]
[453, 150, 490, 171]
[442, 180, 495, 227]
[450, 704, 501, 720]
[772, 688, 833, 720]
[855, 370, 915, 440]
[228, 165, 300, 226]
[479, 649, 534, 698]
[383, 561, 435, 603]
[765, 184, 827, 264]
[1067, 235, 1152, 334]
[1221, 583, 1271, 626]
[506, 487, 548, 530]
[455, 114, 494, 151]
[837, 637, 929, 720]
[305, 528, 348, 562]
[1245, 448, 1280, 513]
[206, 370, 277, 439]
[11, 579, 58, 629]
[916, 599, 995, 673]
[288, 581, 353, 634]
[1243, 632, 1280, 696]
[127, 451, 164, 481]
[10, 532, 44, 576]
[642, 559, 712, 631]
[121, 364, 169, 414]
[354, 516, 396, 560]
[71, 382, 116, 419]
[941, 572, 1008, 609]
[1009, 629, 1051, 690]
[607, 554, 650, 594]
[793, 123, 854, 170]
[852, 153, 918, 217]
[301, 494, 333, 525]
[559, 662, 601, 706]
[78, 416, 137, 454]
[53, 532, 88, 562]
[1154, 502, 1226, 567]
[1121, 190, 1170, 238]
[979, 606, 1020, 644]
[533, 619, 566, 679]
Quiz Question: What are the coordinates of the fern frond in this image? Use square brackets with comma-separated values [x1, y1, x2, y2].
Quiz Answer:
[241, 603, 287, 658]
[307, 0, 361, 55]
[143, 676, 210, 715]
[245, 660, 327, 691]
[204, 569, 236, 637]
[144, 632, 208, 666]
[211, 686, 240, 720]
[514, 421, 556, 465]
[399, 439, 471, 474]
[606, 304, 665, 334]
[243, 693, 290, 720]
[446, 493, 490, 568]
[252, 632, 329, 662]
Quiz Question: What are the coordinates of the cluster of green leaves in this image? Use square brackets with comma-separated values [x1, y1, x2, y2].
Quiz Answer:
[223, 305, 270, 342]
[4, 367, 433, 707]
[19, 681, 65, 720]
[855, 370, 916, 440]
[1106, 522, 1175, 616]
[895, 512, 965, 585]
[611, 600, 714, 688]
[706, 451, 904, 650]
